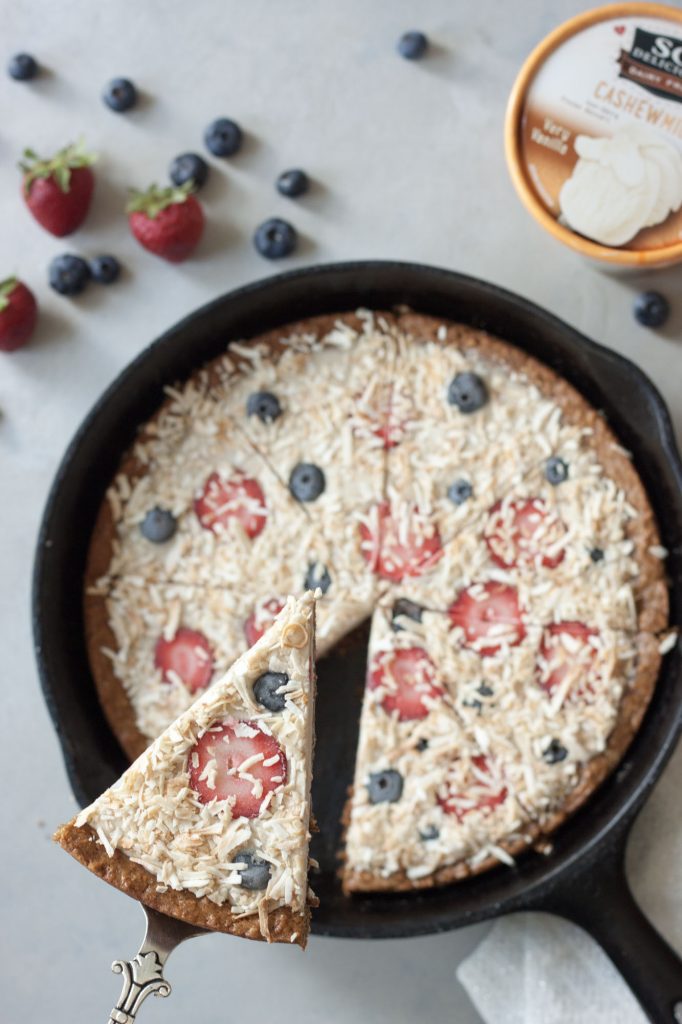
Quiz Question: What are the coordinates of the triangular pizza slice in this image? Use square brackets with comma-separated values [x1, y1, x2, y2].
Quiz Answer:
[55, 591, 317, 947]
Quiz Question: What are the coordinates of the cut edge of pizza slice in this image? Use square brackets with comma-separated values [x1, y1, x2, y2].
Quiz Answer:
[55, 590, 318, 947]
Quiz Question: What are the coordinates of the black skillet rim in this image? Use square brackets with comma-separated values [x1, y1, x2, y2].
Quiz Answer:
[33, 260, 682, 939]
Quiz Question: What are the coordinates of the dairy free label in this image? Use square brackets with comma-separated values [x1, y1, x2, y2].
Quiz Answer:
[618, 28, 682, 104]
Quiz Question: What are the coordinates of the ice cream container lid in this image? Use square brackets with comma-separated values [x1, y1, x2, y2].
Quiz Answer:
[505, 3, 682, 268]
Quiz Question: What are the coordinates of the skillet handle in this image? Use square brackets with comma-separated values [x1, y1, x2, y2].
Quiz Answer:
[542, 834, 682, 1024]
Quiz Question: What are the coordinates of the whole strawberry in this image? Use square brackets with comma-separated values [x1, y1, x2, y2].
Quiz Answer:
[21, 141, 96, 237]
[0, 278, 38, 352]
[126, 183, 204, 262]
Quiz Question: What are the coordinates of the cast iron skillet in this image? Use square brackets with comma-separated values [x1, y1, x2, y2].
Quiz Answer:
[33, 262, 682, 1023]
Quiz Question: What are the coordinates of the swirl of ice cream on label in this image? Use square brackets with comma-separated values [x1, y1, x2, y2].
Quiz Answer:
[558, 123, 682, 247]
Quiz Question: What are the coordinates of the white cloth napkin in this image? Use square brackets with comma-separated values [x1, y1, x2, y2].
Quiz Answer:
[457, 743, 682, 1023]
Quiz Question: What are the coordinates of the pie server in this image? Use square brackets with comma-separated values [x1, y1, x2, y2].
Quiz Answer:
[34, 262, 682, 1023]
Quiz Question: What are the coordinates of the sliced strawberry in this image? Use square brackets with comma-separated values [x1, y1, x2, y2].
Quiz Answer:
[154, 627, 214, 693]
[195, 470, 267, 538]
[21, 142, 96, 237]
[244, 597, 286, 647]
[188, 719, 287, 818]
[537, 621, 599, 697]
[359, 500, 442, 581]
[368, 646, 444, 721]
[354, 381, 413, 449]
[448, 582, 526, 656]
[0, 278, 38, 352]
[438, 754, 508, 821]
[484, 498, 566, 570]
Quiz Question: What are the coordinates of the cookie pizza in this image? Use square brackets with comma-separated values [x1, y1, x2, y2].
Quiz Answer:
[84, 309, 671, 893]
[56, 591, 317, 945]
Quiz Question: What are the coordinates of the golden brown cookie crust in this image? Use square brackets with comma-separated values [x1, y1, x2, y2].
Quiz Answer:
[85, 588, 148, 762]
[82, 308, 669, 896]
[54, 821, 310, 946]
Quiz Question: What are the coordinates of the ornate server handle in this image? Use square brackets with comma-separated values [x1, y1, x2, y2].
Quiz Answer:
[107, 905, 207, 1023]
[108, 950, 171, 1023]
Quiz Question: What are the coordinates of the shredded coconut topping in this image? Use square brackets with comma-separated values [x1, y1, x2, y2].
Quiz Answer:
[87, 311, 667, 892]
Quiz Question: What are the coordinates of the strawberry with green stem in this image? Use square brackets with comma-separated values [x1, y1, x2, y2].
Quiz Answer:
[0, 278, 38, 352]
[20, 141, 96, 237]
[126, 183, 204, 262]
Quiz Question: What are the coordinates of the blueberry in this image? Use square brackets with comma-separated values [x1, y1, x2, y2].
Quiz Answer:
[634, 291, 670, 328]
[254, 217, 297, 259]
[447, 372, 488, 414]
[90, 255, 121, 285]
[545, 456, 568, 485]
[103, 77, 138, 112]
[276, 169, 309, 198]
[169, 152, 209, 190]
[48, 254, 90, 296]
[140, 507, 177, 543]
[543, 739, 568, 764]
[590, 547, 605, 563]
[289, 462, 325, 502]
[253, 671, 289, 712]
[236, 850, 271, 890]
[397, 31, 428, 60]
[447, 478, 473, 505]
[305, 562, 331, 594]
[204, 117, 243, 157]
[416, 738, 429, 752]
[247, 391, 282, 424]
[464, 682, 494, 713]
[419, 825, 440, 841]
[391, 598, 424, 632]
[462, 697, 483, 712]
[368, 769, 403, 804]
[8, 53, 38, 81]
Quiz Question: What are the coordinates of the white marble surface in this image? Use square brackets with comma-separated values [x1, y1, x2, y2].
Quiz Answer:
[1, 1, 681, 1021]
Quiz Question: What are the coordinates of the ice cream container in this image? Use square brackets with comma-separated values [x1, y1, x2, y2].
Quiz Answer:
[505, 3, 682, 268]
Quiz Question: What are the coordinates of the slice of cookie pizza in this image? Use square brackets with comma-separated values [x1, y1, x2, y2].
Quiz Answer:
[207, 311, 399, 639]
[85, 389, 301, 592]
[55, 591, 317, 946]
